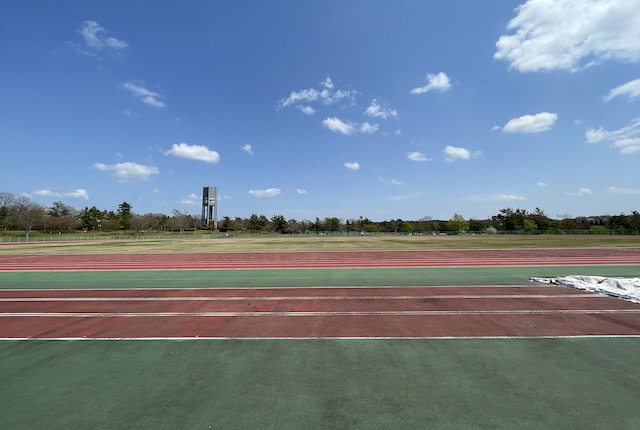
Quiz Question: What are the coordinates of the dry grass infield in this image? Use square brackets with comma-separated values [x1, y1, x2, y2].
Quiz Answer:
[1, 234, 638, 255]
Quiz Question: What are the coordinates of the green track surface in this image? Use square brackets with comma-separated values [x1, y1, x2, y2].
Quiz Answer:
[1, 265, 638, 289]
[2, 266, 639, 429]
[1, 339, 639, 429]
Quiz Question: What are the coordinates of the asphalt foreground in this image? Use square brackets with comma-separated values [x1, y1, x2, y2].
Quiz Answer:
[1, 236, 639, 429]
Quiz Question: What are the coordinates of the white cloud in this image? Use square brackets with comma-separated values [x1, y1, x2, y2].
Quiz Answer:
[121, 82, 166, 108]
[443, 145, 481, 162]
[165, 143, 220, 163]
[248, 188, 281, 197]
[93, 162, 159, 182]
[378, 176, 403, 186]
[33, 188, 89, 200]
[242, 144, 253, 155]
[344, 162, 360, 171]
[567, 188, 593, 196]
[407, 151, 430, 162]
[606, 187, 640, 194]
[297, 105, 316, 115]
[503, 112, 557, 133]
[490, 125, 501, 132]
[359, 122, 379, 134]
[495, 0, 640, 72]
[467, 194, 526, 202]
[603, 78, 640, 102]
[364, 99, 398, 119]
[410, 72, 452, 94]
[537, 182, 549, 187]
[179, 194, 199, 205]
[78, 21, 128, 51]
[322, 117, 356, 135]
[278, 77, 357, 110]
[578, 188, 592, 196]
[33, 189, 61, 198]
[296, 189, 307, 194]
[585, 117, 640, 154]
[65, 189, 90, 200]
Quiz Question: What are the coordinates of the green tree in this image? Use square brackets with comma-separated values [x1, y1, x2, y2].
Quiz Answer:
[523, 218, 537, 233]
[270, 214, 289, 233]
[80, 206, 103, 230]
[397, 220, 414, 233]
[117, 202, 133, 232]
[447, 213, 469, 233]
[248, 214, 268, 231]
[324, 217, 341, 232]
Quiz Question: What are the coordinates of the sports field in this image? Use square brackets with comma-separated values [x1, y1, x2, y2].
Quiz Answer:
[1, 238, 639, 428]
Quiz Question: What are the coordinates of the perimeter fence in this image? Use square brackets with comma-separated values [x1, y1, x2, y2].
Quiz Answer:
[1, 229, 638, 243]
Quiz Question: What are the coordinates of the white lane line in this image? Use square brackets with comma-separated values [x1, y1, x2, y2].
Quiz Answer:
[2, 309, 639, 317]
[1, 335, 639, 341]
[0, 293, 604, 301]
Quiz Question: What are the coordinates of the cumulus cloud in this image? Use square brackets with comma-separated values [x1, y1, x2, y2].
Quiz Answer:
[65, 189, 90, 199]
[364, 99, 398, 119]
[410, 72, 452, 94]
[538, 182, 549, 187]
[33, 188, 89, 200]
[242, 144, 253, 155]
[407, 151, 430, 162]
[443, 145, 481, 162]
[121, 81, 166, 108]
[585, 117, 640, 154]
[248, 188, 281, 197]
[165, 143, 220, 163]
[359, 122, 379, 134]
[344, 162, 360, 171]
[322, 117, 356, 135]
[179, 194, 199, 205]
[503, 112, 557, 133]
[322, 117, 381, 135]
[78, 20, 128, 51]
[277, 77, 357, 110]
[495, 0, 640, 72]
[296, 189, 307, 194]
[603, 78, 640, 102]
[93, 162, 159, 181]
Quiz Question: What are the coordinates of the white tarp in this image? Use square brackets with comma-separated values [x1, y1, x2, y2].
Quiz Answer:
[530, 275, 640, 304]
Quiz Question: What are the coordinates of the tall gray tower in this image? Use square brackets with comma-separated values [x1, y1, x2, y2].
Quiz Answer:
[201, 186, 218, 229]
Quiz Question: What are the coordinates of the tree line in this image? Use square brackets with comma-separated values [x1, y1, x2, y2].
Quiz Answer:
[1, 192, 639, 238]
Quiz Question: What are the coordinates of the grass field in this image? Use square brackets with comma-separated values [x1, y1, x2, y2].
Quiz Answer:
[1, 233, 639, 254]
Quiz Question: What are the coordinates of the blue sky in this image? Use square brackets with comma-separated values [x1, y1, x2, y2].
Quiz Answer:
[1, 0, 639, 221]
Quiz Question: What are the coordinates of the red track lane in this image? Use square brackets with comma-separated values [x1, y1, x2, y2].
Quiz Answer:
[1, 286, 639, 338]
[1, 248, 640, 271]
[2, 249, 640, 338]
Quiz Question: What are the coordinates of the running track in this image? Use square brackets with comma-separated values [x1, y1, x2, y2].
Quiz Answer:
[1, 247, 640, 271]
[1, 248, 639, 339]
